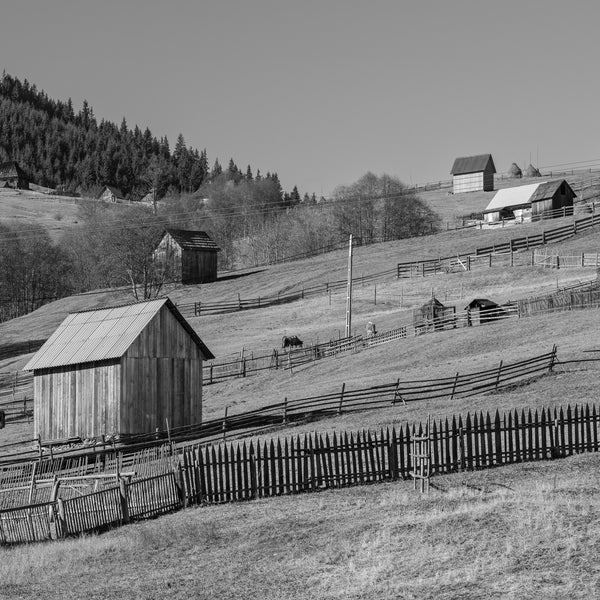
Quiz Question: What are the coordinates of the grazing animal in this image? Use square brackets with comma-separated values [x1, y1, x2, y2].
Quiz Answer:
[282, 335, 303, 350]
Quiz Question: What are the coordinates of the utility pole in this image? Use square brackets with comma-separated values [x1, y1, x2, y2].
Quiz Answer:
[345, 234, 353, 338]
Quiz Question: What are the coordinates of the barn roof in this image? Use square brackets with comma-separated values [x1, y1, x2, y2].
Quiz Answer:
[165, 229, 220, 251]
[465, 298, 499, 310]
[483, 182, 546, 213]
[100, 185, 125, 199]
[450, 154, 496, 175]
[529, 180, 575, 203]
[483, 179, 575, 213]
[0, 161, 26, 179]
[23, 297, 214, 371]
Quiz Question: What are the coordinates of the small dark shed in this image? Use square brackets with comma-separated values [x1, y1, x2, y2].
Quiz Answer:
[23, 298, 214, 442]
[450, 154, 496, 194]
[0, 161, 29, 189]
[413, 296, 456, 332]
[465, 298, 504, 325]
[154, 229, 220, 284]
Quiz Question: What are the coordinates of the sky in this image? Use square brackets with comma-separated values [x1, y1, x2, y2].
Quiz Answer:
[0, 0, 599, 197]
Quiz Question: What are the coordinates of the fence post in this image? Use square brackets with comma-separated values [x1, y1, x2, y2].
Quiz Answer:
[495, 361, 503, 390]
[549, 345, 557, 373]
[449, 372, 459, 400]
[119, 477, 130, 525]
[338, 383, 346, 415]
[194, 301, 201, 316]
[283, 398, 288, 425]
[238, 293, 242, 310]
[177, 464, 188, 508]
[222, 407, 228, 441]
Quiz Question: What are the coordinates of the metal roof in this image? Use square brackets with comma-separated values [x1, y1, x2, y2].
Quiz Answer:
[23, 298, 214, 371]
[483, 182, 546, 213]
[450, 154, 496, 175]
[165, 229, 220, 251]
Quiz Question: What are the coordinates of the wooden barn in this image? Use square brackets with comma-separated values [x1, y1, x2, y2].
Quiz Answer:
[0, 161, 29, 189]
[413, 296, 456, 333]
[154, 229, 220, 284]
[465, 298, 504, 326]
[450, 154, 496, 194]
[23, 298, 214, 443]
[483, 179, 576, 223]
[99, 185, 126, 203]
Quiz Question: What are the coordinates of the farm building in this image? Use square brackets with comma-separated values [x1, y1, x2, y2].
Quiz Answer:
[154, 229, 220, 284]
[450, 154, 496, 194]
[0, 161, 29, 189]
[507, 163, 522, 179]
[99, 185, 126, 203]
[413, 296, 456, 333]
[23, 298, 214, 443]
[465, 298, 505, 326]
[523, 164, 542, 178]
[483, 179, 576, 223]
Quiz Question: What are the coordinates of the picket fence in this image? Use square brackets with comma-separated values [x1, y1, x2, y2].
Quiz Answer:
[1, 399, 600, 544]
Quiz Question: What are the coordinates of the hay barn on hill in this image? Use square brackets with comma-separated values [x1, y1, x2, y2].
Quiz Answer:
[450, 154, 496, 194]
[23, 298, 214, 443]
[98, 185, 126, 203]
[0, 161, 29, 189]
[154, 229, 220, 284]
[483, 179, 576, 223]
[465, 298, 504, 325]
[413, 296, 456, 333]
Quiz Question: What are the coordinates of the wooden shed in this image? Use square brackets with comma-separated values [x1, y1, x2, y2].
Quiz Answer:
[0, 161, 29, 189]
[154, 229, 220, 284]
[483, 179, 575, 223]
[99, 185, 126, 203]
[450, 154, 496, 194]
[23, 298, 214, 443]
[413, 296, 456, 333]
[465, 298, 505, 326]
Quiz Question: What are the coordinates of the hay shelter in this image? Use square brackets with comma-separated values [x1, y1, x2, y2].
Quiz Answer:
[523, 164, 541, 177]
[450, 154, 496, 193]
[24, 298, 214, 443]
[465, 298, 505, 326]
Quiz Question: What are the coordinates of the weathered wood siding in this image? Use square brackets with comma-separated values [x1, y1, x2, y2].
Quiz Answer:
[181, 249, 218, 284]
[33, 361, 121, 441]
[453, 169, 494, 194]
[121, 304, 203, 433]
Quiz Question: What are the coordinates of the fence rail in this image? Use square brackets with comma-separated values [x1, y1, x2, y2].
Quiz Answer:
[1, 396, 599, 544]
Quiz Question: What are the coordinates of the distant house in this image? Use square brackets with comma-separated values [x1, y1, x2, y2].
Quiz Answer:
[140, 189, 155, 206]
[483, 179, 576, 223]
[23, 297, 214, 442]
[465, 298, 505, 326]
[412, 296, 456, 332]
[0, 161, 29, 189]
[450, 154, 496, 194]
[99, 185, 126, 203]
[154, 229, 220, 284]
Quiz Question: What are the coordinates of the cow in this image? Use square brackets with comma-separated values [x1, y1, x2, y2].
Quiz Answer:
[282, 335, 303, 351]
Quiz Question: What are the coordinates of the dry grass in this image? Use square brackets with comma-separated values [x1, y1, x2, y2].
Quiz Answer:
[1, 452, 600, 599]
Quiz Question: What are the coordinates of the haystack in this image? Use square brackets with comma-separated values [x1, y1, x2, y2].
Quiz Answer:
[523, 164, 541, 177]
[507, 162, 522, 178]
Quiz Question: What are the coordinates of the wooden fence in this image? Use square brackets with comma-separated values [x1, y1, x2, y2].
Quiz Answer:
[398, 212, 600, 278]
[1, 397, 599, 544]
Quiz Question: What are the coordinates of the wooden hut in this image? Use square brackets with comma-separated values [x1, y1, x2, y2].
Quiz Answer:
[98, 185, 126, 202]
[154, 229, 220, 284]
[23, 298, 214, 443]
[450, 154, 496, 194]
[0, 161, 29, 189]
[413, 296, 456, 333]
[465, 298, 504, 326]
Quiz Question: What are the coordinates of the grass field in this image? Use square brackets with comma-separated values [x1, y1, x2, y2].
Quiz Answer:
[2, 176, 600, 597]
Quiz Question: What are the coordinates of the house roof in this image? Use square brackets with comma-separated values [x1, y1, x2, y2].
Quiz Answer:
[450, 154, 496, 175]
[23, 297, 214, 371]
[100, 185, 125, 199]
[483, 182, 546, 213]
[0, 161, 26, 179]
[483, 179, 575, 213]
[165, 229, 220, 252]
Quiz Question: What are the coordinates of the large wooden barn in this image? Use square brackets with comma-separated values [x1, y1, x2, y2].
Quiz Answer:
[0, 161, 29, 189]
[23, 298, 214, 443]
[154, 229, 220, 284]
[483, 179, 576, 223]
[450, 154, 496, 194]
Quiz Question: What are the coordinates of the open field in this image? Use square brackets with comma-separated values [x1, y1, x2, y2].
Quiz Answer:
[0, 451, 599, 600]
